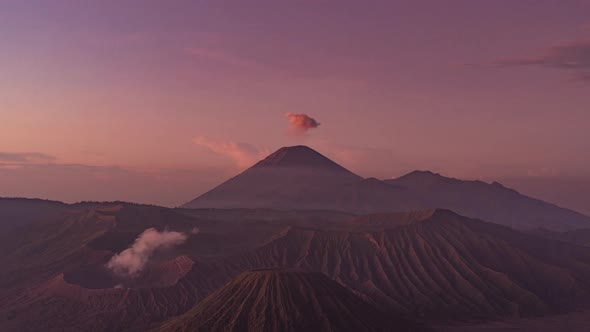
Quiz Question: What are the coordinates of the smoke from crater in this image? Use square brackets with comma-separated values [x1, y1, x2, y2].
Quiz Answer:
[106, 228, 188, 278]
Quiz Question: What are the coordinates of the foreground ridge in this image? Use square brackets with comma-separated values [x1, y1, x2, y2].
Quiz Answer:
[154, 269, 428, 332]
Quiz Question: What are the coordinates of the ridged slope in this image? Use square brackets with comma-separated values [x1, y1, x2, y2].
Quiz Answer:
[3, 206, 590, 331]
[155, 269, 426, 332]
[219, 210, 590, 320]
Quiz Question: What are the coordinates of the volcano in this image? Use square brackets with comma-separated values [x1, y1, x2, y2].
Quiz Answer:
[154, 269, 428, 332]
[251, 145, 352, 170]
[183, 146, 590, 231]
[182, 145, 422, 213]
[185, 146, 376, 211]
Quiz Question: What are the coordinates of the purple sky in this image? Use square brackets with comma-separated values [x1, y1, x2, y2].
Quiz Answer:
[1, 1, 589, 213]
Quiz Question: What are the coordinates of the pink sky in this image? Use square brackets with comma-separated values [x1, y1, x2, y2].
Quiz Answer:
[1, 1, 589, 213]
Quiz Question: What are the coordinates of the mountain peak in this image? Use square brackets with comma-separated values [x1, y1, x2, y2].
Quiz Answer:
[182, 145, 363, 210]
[252, 145, 350, 172]
[394, 170, 448, 184]
[405, 170, 442, 178]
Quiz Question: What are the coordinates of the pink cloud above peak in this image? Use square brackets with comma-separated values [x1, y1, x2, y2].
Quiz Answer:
[285, 113, 321, 135]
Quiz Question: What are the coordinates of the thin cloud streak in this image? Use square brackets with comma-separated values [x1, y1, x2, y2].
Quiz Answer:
[571, 71, 590, 81]
[0, 152, 56, 163]
[491, 39, 590, 82]
[185, 47, 264, 69]
[193, 137, 269, 170]
[493, 40, 590, 68]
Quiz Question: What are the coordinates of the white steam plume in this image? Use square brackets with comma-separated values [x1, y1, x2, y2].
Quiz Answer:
[106, 228, 188, 278]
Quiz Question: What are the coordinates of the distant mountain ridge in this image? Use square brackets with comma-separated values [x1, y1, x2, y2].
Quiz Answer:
[385, 171, 590, 230]
[183, 146, 590, 231]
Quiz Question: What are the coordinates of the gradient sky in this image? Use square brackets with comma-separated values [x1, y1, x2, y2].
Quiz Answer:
[1, 1, 589, 213]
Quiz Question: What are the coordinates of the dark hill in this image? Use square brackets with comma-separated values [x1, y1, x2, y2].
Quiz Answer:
[527, 228, 590, 247]
[0, 198, 69, 234]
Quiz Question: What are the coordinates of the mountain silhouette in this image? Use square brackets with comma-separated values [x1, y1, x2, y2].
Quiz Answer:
[183, 146, 590, 231]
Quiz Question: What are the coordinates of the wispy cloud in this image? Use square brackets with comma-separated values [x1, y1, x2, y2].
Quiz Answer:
[193, 137, 268, 169]
[0, 152, 56, 163]
[185, 47, 263, 69]
[0, 164, 24, 170]
[570, 71, 590, 81]
[526, 167, 560, 177]
[491, 39, 590, 82]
